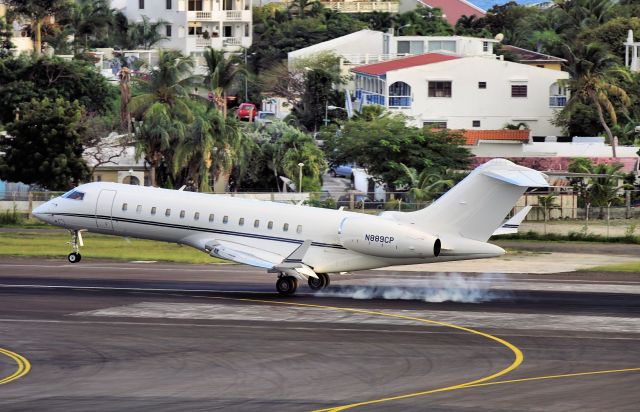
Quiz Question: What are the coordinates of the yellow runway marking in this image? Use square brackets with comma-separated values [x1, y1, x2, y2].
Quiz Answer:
[207, 297, 524, 412]
[0, 347, 30, 385]
[464, 367, 640, 389]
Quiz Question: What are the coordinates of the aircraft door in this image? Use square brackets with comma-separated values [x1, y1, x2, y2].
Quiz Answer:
[95, 189, 116, 230]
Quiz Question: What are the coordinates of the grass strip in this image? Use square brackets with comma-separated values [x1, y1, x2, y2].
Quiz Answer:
[586, 262, 640, 272]
[495, 230, 640, 244]
[0, 232, 225, 264]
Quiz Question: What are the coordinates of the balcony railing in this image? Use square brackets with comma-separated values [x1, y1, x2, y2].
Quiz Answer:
[549, 95, 567, 107]
[226, 10, 242, 20]
[388, 96, 411, 108]
[223, 37, 242, 46]
[321, 1, 399, 13]
[341, 53, 410, 65]
[196, 11, 212, 19]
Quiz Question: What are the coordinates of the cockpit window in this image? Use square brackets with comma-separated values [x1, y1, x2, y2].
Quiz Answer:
[63, 190, 85, 200]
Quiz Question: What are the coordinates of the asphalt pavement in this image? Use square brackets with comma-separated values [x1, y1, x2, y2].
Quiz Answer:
[0, 257, 638, 411]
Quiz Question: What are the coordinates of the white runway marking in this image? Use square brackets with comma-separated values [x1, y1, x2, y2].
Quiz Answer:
[75, 302, 640, 334]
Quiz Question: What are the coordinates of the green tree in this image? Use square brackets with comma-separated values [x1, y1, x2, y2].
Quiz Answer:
[129, 50, 198, 186]
[398, 164, 454, 207]
[69, 0, 114, 51]
[563, 42, 631, 157]
[590, 162, 625, 219]
[288, 0, 322, 19]
[323, 114, 470, 190]
[124, 15, 167, 50]
[203, 47, 244, 116]
[0, 16, 14, 56]
[0, 55, 116, 124]
[0, 97, 89, 190]
[4, 0, 70, 55]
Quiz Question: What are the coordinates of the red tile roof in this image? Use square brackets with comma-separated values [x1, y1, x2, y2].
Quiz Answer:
[351, 53, 460, 76]
[419, 0, 486, 26]
[462, 129, 530, 145]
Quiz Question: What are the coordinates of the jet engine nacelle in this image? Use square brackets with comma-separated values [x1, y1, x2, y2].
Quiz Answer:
[338, 217, 441, 258]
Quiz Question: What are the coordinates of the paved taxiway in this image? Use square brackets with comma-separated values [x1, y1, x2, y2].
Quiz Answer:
[0, 257, 639, 411]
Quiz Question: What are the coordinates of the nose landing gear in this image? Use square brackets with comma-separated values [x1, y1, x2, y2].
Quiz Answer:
[67, 230, 83, 263]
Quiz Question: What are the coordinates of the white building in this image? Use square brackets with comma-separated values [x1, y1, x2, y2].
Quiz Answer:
[121, 0, 252, 57]
[352, 53, 569, 137]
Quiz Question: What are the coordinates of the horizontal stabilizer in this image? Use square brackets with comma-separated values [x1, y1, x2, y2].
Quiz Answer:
[483, 169, 548, 188]
[492, 206, 532, 236]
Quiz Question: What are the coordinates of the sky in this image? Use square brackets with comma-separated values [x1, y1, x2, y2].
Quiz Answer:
[469, 0, 545, 11]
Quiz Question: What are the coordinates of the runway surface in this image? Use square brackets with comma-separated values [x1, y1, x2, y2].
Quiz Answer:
[0, 257, 639, 411]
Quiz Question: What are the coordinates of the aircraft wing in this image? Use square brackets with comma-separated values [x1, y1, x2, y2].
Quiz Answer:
[207, 239, 318, 279]
[492, 206, 532, 236]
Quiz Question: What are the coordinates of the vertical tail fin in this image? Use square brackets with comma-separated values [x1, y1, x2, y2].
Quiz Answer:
[397, 159, 548, 242]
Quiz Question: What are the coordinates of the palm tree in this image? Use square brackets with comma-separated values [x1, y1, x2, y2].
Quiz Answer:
[4, 0, 69, 55]
[126, 15, 167, 50]
[202, 47, 245, 117]
[590, 162, 624, 219]
[563, 42, 632, 158]
[129, 50, 199, 186]
[71, 0, 113, 51]
[288, 0, 322, 19]
[118, 66, 132, 134]
[399, 164, 454, 208]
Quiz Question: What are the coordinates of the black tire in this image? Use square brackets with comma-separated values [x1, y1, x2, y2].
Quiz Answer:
[67, 253, 80, 263]
[276, 276, 297, 296]
[76, 253, 82, 263]
[322, 273, 330, 288]
[308, 275, 325, 290]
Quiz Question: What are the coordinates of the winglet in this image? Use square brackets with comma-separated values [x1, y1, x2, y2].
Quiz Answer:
[492, 206, 532, 236]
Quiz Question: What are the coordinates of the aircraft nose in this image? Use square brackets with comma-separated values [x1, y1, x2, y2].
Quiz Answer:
[32, 202, 53, 222]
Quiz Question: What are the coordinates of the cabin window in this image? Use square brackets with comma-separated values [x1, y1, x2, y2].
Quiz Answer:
[180, 210, 185, 218]
[136, 205, 142, 214]
[194, 212, 200, 220]
[297, 225, 302, 234]
[283, 223, 289, 232]
[63, 190, 85, 200]
[267, 221, 273, 229]
[254, 219, 259, 228]
[239, 217, 245, 226]
[122, 203, 128, 211]
[151, 207, 157, 215]
[223, 215, 229, 224]
[165, 208, 171, 217]
[209, 213, 215, 222]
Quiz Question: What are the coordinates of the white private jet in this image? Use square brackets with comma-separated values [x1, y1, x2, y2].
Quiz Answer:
[33, 159, 547, 295]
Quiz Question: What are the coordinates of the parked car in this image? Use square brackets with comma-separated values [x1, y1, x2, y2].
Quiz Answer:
[236, 103, 257, 121]
[255, 111, 276, 125]
[337, 194, 383, 209]
[329, 164, 353, 178]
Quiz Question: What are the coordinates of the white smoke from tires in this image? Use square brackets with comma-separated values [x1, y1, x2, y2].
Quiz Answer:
[315, 273, 510, 303]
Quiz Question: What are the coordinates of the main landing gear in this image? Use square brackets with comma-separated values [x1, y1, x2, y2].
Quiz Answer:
[276, 275, 298, 296]
[307, 273, 330, 291]
[67, 230, 83, 263]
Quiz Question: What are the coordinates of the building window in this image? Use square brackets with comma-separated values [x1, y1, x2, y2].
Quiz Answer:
[188, 0, 203, 11]
[151, 207, 157, 215]
[165, 208, 171, 217]
[188, 26, 203, 36]
[428, 40, 456, 53]
[194, 212, 200, 220]
[254, 219, 260, 228]
[483, 41, 489, 52]
[239, 217, 244, 226]
[166, 0, 172, 9]
[223, 215, 228, 224]
[139, 0, 144, 9]
[165, 25, 172, 37]
[122, 203, 128, 211]
[397, 40, 424, 54]
[423, 121, 447, 129]
[283, 223, 289, 232]
[428, 81, 452, 98]
[209, 213, 215, 222]
[267, 221, 273, 229]
[472, 120, 481, 127]
[180, 210, 185, 218]
[388, 81, 411, 108]
[478, 82, 487, 89]
[511, 84, 528, 97]
[136, 205, 142, 214]
[296, 225, 302, 234]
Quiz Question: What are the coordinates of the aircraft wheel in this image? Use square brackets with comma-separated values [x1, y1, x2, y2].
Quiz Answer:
[308, 275, 325, 290]
[276, 276, 298, 296]
[67, 252, 81, 263]
[321, 273, 330, 288]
